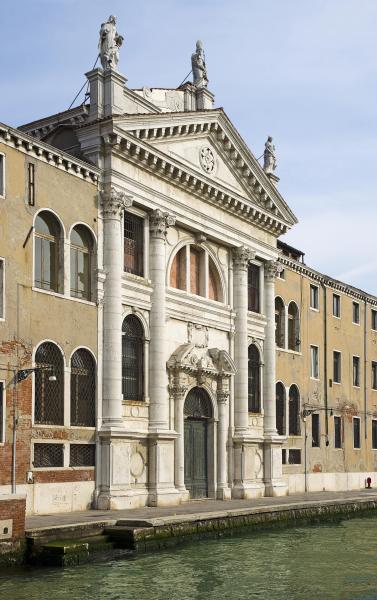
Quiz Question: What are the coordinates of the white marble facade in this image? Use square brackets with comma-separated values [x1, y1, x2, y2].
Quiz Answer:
[69, 51, 298, 509]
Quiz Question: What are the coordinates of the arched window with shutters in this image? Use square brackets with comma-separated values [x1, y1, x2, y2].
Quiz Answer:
[275, 297, 285, 348]
[122, 315, 144, 400]
[289, 384, 300, 436]
[276, 382, 286, 435]
[248, 344, 261, 413]
[35, 341, 64, 425]
[70, 225, 94, 301]
[34, 211, 62, 292]
[288, 302, 300, 351]
[70, 349, 96, 426]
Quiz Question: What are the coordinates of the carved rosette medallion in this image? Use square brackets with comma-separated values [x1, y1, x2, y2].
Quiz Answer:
[149, 209, 176, 239]
[101, 187, 133, 219]
[232, 246, 256, 270]
[199, 146, 216, 174]
[265, 260, 283, 282]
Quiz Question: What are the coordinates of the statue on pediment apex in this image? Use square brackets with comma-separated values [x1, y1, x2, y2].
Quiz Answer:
[192, 40, 208, 88]
[99, 15, 124, 70]
[263, 136, 277, 174]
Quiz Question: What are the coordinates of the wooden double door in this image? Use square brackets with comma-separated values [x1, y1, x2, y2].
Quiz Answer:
[184, 417, 208, 499]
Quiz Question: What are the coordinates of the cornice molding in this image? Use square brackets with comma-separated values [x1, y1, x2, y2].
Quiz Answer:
[0, 123, 99, 183]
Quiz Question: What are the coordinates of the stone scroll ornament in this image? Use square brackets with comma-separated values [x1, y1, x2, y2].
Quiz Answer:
[191, 40, 208, 88]
[99, 15, 124, 70]
[101, 187, 133, 218]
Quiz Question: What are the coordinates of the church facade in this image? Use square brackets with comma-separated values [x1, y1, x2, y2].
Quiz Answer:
[1, 18, 376, 516]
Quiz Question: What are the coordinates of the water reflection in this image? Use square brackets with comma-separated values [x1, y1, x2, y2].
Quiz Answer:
[2, 517, 377, 600]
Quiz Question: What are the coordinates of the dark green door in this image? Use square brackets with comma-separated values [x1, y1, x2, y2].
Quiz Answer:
[184, 418, 208, 499]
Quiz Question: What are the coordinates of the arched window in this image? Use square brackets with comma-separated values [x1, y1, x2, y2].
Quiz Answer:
[248, 345, 261, 413]
[35, 342, 64, 425]
[70, 225, 93, 301]
[289, 384, 300, 436]
[276, 382, 285, 435]
[170, 244, 224, 302]
[70, 349, 96, 426]
[122, 315, 144, 400]
[275, 297, 285, 348]
[34, 212, 62, 292]
[288, 302, 300, 351]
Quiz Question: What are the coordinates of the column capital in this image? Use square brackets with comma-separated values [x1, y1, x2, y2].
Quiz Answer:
[217, 391, 230, 404]
[264, 260, 283, 282]
[232, 245, 255, 270]
[168, 383, 188, 400]
[149, 209, 176, 239]
[101, 187, 133, 218]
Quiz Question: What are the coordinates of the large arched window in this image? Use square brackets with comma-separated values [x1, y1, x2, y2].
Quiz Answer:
[34, 211, 62, 292]
[289, 384, 300, 436]
[170, 244, 223, 302]
[70, 225, 94, 301]
[248, 344, 261, 413]
[35, 341, 64, 425]
[288, 302, 300, 351]
[276, 382, 285, 435]
[275, 297, 285, 348]
[122, 315, 144, 400]
[70, 349, 96, 426]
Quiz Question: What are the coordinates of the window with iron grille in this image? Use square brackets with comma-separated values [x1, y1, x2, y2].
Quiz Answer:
[0, 154, 4, 197]
[276, 382, 285, 435]
[353, 417, 361, 448]
[372, 309, 377, 331]
[353, 356, 360, 387]
[312, 413, 320, 447]
[334, 416, 342, 448]
[288, 385, 300, 436]
[34, 212, 61, 292]
[184, 387, 212, 419]
[122, 315, 144, 400]
[372, 362, 377, 391]
[248, 345, 260, 413]
[70, 444, 95, 467]
[71, 349, 96, 426]
[288, 449, 301, 464]
[124, 212, 143, 276]
[333, 351, 341, 384]
[352, 302, 360, 324]
[248, 265, 260, 313]
[310, 345, 319, 379]
[33, 443, 64, 468]
[333, 294, 341, 318]
[310, 285, 319, 310]
[28, 163, 35, 206]
[34, 342, 64, 425]
[282, 449, 287, 464]
[0, 381, 4, 443]
[372, 420, 377, 450]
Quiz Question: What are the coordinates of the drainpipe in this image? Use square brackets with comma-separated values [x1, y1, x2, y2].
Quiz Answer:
[322, 282, 329, 441]
[364, 298, 368, 440]
[11, 369, 17, 494]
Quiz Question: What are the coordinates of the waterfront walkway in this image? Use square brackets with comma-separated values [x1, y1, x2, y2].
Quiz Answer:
[26, 489, 377, 531]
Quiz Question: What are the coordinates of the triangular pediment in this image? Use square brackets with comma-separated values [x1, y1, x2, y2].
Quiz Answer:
[112, 110, 297, 230]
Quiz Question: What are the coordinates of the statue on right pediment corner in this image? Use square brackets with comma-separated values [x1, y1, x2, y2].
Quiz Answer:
[192, 40, 208, 88]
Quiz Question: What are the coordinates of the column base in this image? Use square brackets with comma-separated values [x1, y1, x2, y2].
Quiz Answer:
[217, 486, 232, 500]
[232, 481, 265, 499]
[263, 437, 288, 497]
[178, 488, 190, 503]
[96, 488, 149, 510]
[148, 486, 182, 507]
[264, 479, 288, 497]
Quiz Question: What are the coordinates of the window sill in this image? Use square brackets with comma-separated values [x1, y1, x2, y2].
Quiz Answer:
[352, 322, 361, 326]
[276, 348, 302, 356]
[333, 315, 341, 320]
[309, 307, 319, 313]
[32, 424, 66, 429]
[333, 381, 341, 385]
[69, 296, 96, 307]
[32, 287, 96, 306]
[69, 426, 96, 430]
[310, 377, 320, 381]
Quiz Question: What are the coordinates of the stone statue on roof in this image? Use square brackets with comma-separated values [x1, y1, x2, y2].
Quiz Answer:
[191, 40, 208, 88]
[263, 136, 277, 174]
[99, 15, 124, 70]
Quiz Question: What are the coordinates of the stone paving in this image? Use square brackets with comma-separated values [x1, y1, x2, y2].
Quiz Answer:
[25, 489, 377, 531]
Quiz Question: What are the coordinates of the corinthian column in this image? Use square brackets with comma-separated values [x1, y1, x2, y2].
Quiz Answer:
[102, 187, 133, 427]
[263, 260, 281, 436]
[233, 246, 255, 433]
[149, 209, 176, 431]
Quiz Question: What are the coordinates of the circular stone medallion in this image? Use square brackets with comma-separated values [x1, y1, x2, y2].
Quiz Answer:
[130, 452, 145, 478]
[199, 146, 216, 174]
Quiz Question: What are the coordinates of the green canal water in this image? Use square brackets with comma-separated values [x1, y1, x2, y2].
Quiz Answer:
[2, 517, 377, 600]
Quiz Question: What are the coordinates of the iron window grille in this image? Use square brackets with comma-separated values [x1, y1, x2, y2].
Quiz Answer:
[124, 212, 143, 276]
[353, 356, 360, 387]
[333, 294, 341, 318]
[70, 349, 96, 426]
[310, 285, 319, 310]
[372, 420, 377, 450]
[276, 383, 285, 435]
[333, 351, 341, 383]
[0, 382, 4, 443]
[372, 309, 377, 331]
[0, 154, 4, 197]
[34, 212, 60, 292]
[372, 362, 377, 391]
[70, 444, 96, 467]
[248, 345, 260, 413]
[288, 449, 301, 464]
[35, 342, 64, 425]
[312, 413, 320, 447]
[352, 302, 360, 324]
[353, 417, 361, 449]
[0, 258, 4, 319]
[33, 443, 64, 468]
[248, 264, 260, 313]
[122, 315, 144, 400]
[28, 163, 35, 206]
[334, 416, 342, 448]
[184, 388, 212, 419]
[288, 385, 300, 436]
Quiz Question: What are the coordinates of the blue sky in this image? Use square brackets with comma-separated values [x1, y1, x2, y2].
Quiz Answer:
[2, 0, 377, 293]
